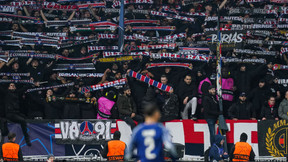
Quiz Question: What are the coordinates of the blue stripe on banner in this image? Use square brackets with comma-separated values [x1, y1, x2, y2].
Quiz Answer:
[153, 81, 158, 87]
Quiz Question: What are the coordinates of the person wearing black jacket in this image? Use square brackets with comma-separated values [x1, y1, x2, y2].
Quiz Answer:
[261, 96, 279, 120]
[203, 85, 221, 146]
[177, 74, 198, 120]
[0, 83, 38, 146]
[228, 92, 256, 120]
[248, 79, 270, 119]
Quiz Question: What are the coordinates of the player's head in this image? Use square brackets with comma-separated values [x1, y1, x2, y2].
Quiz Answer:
[113, 131, 121, 140]
[143, 104, 161, 122]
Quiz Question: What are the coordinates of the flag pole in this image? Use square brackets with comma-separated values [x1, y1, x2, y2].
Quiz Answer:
[118, 0, 125, 52]
[216, 5, 229, 152]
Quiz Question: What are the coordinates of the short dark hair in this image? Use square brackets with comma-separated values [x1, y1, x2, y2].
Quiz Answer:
[113, 131, 121, 140]
[161, 75, 167, 79]
[240, 133, 248, 142]
[143, 104, 159, 117]
[8, 133, 16, 141]
[185, 74, 192, 78]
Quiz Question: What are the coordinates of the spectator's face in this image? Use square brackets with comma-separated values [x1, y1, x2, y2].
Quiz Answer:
[197, 72, 202, 77]
[165, 67, 171, 74]
[12, 24, 19, 31]
[112, 64, 118, 70]
[189, 8, 195, 13]
[8, 83, 16, 90]
[84, 92, 91, 98]
[124, 89, 131, 96]
[84, 11, 90, 18]
[62, 49, 69, 56]
[34, 11, 40, 17]
[268, 97, 275, 105]
[220, 139, 224, 145]
[47, 90, 53, 96]
[115, 73, 122, 79]
[32, 60, 39, 68]
[81, 47, 86, 54]
[122, 62, 128, 70]
[240, 66, 246, 72]
[239, 96, 246, 102]
[209, 88, 216, 95]
[161, 77, 168, 85]
[259, 82, 265, 88]
[50, 73, 57, 80]
[184, 76, 192, 85]
[12, 63, 19, 70]
[62, 27, 69, 33]
[267, 63, 273, 69]
[205, 5, 212, 12]
[286, 91, 288, 99]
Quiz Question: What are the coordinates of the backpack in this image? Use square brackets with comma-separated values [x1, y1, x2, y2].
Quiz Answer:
[204, 147, 211, 162]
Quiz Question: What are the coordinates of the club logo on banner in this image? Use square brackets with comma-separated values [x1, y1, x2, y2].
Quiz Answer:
[54, 120, 117, 144]
[258, 120, 288, 157]
[205, 30, 245, 51]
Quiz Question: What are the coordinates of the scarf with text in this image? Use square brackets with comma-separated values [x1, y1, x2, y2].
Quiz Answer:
[26, 82, 75, 93]
[46, 96, 96, 104]
[69, 26, 114, 32]
[103, 51, 150, 57]
[150, 11, 195, 22]
[112, 0, 153, 8]
[151, 53, 210, 62]
[97, 55, 141, 62]
[125, 19, 159, 25]
[235, 49, 277, 56]
[223, 58, 266, 64]
[128, 70, 173, 92]
[131, 26, 176, 31]
[58, 73, 104, 78]
[104, 8, 149, 15]
[0, 79, 33, 84]
[88, 46, 118, 53]
[81, 78, 127, 94]
[0, 73, 30, 76]
[246, 39, 288, 46]
[45, 19, 91, 27]
[53, 63, 95, 71]
[146, 63, 192, 70]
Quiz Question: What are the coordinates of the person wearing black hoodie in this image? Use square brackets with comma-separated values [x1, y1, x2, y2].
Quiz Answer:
[247, 79, 270, 119]
[177, 74, 198, 120]
[203, 86, 221, 146]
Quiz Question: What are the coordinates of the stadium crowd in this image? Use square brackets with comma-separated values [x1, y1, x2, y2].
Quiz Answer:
[0, 0, 288, 145]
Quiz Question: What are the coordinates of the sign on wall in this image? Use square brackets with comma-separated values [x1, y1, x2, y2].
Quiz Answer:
[54, 120, 117, 144]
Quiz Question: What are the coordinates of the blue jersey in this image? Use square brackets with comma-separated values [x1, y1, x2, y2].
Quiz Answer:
[125, 123, 177, 162]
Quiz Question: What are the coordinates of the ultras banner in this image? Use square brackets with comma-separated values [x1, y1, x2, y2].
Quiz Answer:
[54, 120, 117, 144]
[258, 120, 288, 157]
[205, 30, 245, 51]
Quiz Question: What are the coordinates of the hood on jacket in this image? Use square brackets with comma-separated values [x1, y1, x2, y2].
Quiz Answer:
[214, 134, 224, 145]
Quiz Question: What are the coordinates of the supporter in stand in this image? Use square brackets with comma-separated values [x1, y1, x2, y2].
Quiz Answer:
[228, 92, 256, 120]
[117, 86, 143, 129]
[261, 96, 279, 120]
[278, 91, 288, 120]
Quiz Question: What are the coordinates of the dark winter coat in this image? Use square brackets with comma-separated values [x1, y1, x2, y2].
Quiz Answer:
[203, 94, 221, 119]
[228, 101, 255, 119]
[261, 103, 278, 119]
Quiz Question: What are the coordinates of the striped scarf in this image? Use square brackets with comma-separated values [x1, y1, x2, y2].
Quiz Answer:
[125, 20, 159, 25]
[146, 63, 193, 70]
[81, 78, 127, 94]
[26, 82, 75, 93]
[223, 58, 266, 64]
[150, 11, 195, 22]
[128, 70, 173, 92]
[151, 53, 210, 62]
[45, 19, 91, 27]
